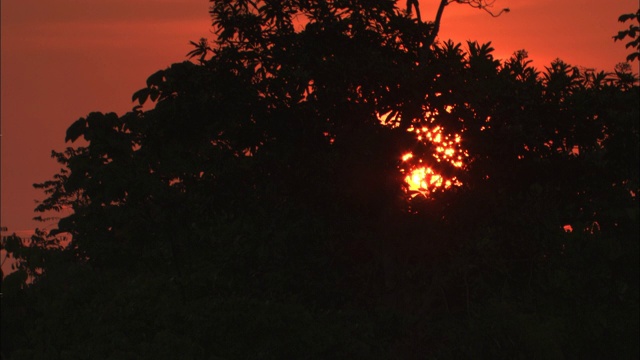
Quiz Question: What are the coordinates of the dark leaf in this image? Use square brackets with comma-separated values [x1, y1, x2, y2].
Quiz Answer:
[2, 235, 22, 253]
[618, 13, 637, 22]
[2, 269, 28, 293]
[146, 70, 165, 87]
[132, 88, 150, 105]
[65, 118, 87, 142]
[149, 88, 160, 102]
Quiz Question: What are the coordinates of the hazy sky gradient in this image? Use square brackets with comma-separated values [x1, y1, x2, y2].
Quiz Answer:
[1, 0, 638, 233]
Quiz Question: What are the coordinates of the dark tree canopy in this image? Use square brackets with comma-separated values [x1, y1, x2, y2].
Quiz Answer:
[2, 1, 639, 359]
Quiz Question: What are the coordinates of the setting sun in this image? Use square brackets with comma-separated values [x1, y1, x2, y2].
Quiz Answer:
[394, 117, 467, 198]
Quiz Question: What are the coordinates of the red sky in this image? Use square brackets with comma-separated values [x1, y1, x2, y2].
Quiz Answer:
[1, 0, 638, 235]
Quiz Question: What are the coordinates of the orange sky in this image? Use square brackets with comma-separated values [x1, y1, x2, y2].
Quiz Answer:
[1, 0, 638, 234]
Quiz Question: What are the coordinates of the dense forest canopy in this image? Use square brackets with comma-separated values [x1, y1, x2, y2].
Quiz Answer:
[2, 1, 639, 358]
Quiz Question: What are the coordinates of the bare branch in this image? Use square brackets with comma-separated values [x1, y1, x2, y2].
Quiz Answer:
[453, 0, 510, 17]
[406, 0, 423, 23]
[426, 0, 508, 46]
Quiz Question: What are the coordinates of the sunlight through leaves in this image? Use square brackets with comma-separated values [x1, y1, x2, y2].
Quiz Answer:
[379, 110, 468, 198]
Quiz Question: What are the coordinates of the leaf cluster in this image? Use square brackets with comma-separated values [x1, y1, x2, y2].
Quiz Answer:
[613, 9, 640, 62]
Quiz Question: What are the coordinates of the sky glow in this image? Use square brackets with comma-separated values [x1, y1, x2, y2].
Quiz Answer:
[1, 0, 637, 232]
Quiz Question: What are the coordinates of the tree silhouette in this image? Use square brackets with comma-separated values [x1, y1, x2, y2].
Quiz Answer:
[2, 1, 638, 358]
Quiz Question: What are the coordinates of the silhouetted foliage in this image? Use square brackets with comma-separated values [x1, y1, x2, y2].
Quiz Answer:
[2, 1, 638, 359]
[614, 8, 640, 62]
